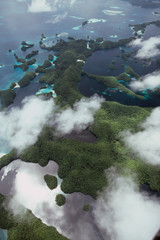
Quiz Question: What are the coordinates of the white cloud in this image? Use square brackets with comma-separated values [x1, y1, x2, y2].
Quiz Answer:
[0, 96, 54, 153]
[130, 71, 160, 91]
[130, 36, 160, 59]
[0, 95, 103, 153]
[28, 0, 77, 13]
[123, 107, 160, 165]
[93, 169, 160, 240]
[28, 0, 52, 12]
[54, 95, 104, 135]
[46, 12, 68, 24]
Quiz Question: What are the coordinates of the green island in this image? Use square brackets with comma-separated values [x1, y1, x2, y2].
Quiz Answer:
[0, 32, 160, 239]
[55, 194, 66, 206]
[83, 204, 90, 211]
[130, 20, 160, 36]
[0, 89, 16, 109]
[44, 174, 58, 190]
[85, 72, 144, 100]
[18, 72, 36, 88]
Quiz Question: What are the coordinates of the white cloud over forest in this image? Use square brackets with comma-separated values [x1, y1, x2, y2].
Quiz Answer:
[54, 95, 104, 135]
[123, 107, 160, 165]
[130, 71, 160, 91]
[0, 96, 54, 153]
[0, 95, 103, 153]
[93, 169, 160, 240]
[130, 36, 160, 59]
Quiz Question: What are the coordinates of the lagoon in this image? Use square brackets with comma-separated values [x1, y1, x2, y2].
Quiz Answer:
[0, 160, 103, 240]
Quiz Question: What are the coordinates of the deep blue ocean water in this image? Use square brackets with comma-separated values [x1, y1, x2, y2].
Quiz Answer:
[83, 47, 159, 76]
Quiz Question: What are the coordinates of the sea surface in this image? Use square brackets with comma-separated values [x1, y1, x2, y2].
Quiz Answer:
[0, 0, 160, 90]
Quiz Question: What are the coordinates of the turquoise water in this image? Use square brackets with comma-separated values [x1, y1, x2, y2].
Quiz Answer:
[36, 84, 57, 98]
[0, 229, 7, 240]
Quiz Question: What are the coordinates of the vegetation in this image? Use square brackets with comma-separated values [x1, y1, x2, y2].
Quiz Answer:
[36, 60, 52, 74]
[0, 149, 17, 170]
[0, 89, 16, 109]
[2, 102, 157, 199]
[14, 58, 36, 72]
[55, 194, 66, 206]
[21, 41, 34, 51]
[44, 175, 58, 190]
[0, 194, 69, 240]
[55, 51, 77, 70]
[83, 204, 90, 211]
[109, 64, 117, 71]
[88, 37, 134, 51]
[48, 54, 54, 61]
[39, 70, 57, 84]
[96, 37, 103, 43]
[129, 20, 160, 36]
[26, 50, 38, 59]
[54, 65, 82, 105]
[1, 31, 160, 240]
[125, 65, 139, 79]
[18, 72, 36, 87]
[27, 58, 36, 66]
[43, 60, 52, 69]
[86, 73, 144, 99]
[14, 63, 29, 71]
[9, 82, 16, 90]
[14, 53, 25, 63]
[117, 73, 130, 82]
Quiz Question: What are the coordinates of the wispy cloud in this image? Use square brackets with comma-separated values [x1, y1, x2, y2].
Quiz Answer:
[130, 71, 160, 91]
[93, 168, 160, 240]
[122, 107, 160, 165]
[129, 36, 160, 59]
